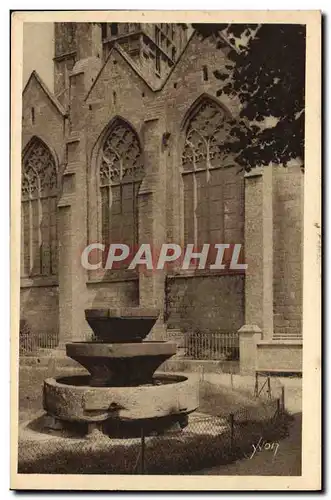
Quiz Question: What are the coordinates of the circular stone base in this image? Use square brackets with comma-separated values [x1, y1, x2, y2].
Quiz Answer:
[43, 373, 199, 423]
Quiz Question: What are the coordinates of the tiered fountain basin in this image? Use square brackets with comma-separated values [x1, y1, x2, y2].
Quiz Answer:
[65, 341, 177, 387]
[43, 308, 198, 434]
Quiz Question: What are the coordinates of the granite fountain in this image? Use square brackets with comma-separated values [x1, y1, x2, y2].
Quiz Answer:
[43, 308, 198, 438]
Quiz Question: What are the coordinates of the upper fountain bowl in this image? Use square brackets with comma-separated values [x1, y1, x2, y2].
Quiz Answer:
[85, 307, 160, 343]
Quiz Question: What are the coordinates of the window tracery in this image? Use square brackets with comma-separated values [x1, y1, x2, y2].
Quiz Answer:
[99, 122, 144, 186]
[181, 99, 240, 248]
[98, 119, 143, 262]
[22, 140, 58, 200]
[182, 99, 233, 173]
[21, 138, 58, 278]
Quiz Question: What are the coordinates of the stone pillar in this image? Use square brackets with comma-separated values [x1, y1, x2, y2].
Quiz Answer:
[57, 205, 73, 348]
[238, 324, 262, 374]
[56, 56, 103, 349]
[242, 165, 274, 336]
[138, 118, 167, 340]
[243, 167, 264, 332]
[57, 135, 89, 348]
[238, 165, 274, 372]
[262, 164, 274, 340]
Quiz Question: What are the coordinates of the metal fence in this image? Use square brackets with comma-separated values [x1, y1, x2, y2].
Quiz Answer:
[19, 320, 58, 355]
[184, 331, 239, 360]
[20, 330, 98, 355]
[19, 331, 239, 359]
[135, 405, 285, 474]
[19, 333, 59, 354]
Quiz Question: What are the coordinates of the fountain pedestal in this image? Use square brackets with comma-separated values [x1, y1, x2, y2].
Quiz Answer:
[43, 308, 198, 437]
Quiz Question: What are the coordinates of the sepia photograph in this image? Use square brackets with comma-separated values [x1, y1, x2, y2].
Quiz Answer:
[10, 10, 321, 491]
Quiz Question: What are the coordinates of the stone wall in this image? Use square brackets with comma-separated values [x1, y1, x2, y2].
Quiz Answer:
[257, 342, 303, 372]
[20, 286, 59, 340]
[86, 280, 139, 309]
[165, 273, 244, 333]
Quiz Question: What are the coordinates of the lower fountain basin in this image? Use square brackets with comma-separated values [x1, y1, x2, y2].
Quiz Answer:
[66, 341, 177, 387]
[43, 373, 199, 423]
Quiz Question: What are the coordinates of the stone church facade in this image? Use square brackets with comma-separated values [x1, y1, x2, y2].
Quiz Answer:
[21, 22, 303, 372]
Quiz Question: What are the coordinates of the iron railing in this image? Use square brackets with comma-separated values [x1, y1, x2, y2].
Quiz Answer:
[20, 326, 238, 360]
[20, 330, 97, 355]
[184, 331, 239, 360]
[19, 332, 59, 354]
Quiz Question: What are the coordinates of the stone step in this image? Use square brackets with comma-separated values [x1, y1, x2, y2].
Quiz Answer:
[273, 334, 303, 340]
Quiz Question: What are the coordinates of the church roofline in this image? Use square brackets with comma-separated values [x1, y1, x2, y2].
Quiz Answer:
[85, 26, 234, 101]
[23, 70, 67, 117]
[85, 28, 198, 101]
[156, 29, 197, 91]
[155, 28, 233, 92]
[85, 43, 156, 101]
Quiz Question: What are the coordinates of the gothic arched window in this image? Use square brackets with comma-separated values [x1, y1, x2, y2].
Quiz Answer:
[182, 98, 244, 247]
[21, 137, 58, 277]
[99, 119, 144, 257]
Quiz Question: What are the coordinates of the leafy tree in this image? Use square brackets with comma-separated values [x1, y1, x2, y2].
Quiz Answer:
[192, 23, 306, 170]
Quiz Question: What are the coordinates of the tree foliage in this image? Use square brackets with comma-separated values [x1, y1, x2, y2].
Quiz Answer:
[192, 23, 306, 170]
